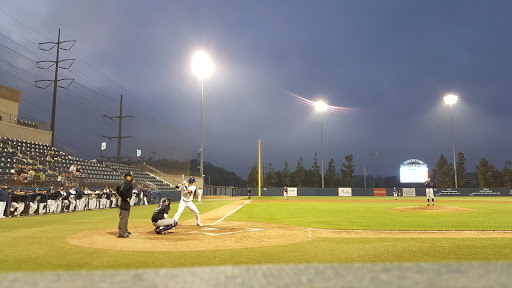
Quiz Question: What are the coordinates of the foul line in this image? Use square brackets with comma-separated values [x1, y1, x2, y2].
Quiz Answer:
[212, 199, 252, 225]
[307, 228, 512, 233]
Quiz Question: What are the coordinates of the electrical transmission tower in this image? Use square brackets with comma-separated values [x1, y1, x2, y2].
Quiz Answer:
[35, 28, 76, 146]
[102, 95, 134, 163]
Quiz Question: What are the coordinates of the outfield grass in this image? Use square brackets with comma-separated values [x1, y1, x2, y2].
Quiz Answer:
[0, 196, 511, 272]
[230, 196, 512, 230]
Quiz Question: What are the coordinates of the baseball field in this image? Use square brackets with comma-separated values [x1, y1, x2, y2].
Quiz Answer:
[1, 196, 512, 272]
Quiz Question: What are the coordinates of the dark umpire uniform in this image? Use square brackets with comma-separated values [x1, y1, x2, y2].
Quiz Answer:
[118, 172, 134, 238]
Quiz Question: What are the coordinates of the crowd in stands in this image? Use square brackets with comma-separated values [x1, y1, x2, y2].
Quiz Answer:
[0, 136, 175, 190]
[0, 183, 154, 218]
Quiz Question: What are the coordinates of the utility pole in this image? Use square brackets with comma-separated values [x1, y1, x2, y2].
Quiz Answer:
[369, 152, 378, 188]
[35, 29, 76, 146]
[102, 95, 134, 163]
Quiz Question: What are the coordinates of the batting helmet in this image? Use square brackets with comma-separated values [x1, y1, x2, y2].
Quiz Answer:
[188, 177, 196, 184]
[161, 197, 170, 204]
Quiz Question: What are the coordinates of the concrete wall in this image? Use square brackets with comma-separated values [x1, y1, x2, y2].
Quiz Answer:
[0, 84, 20, 115]
[0, 121, 52, 145]
[251, 187, 512, 197]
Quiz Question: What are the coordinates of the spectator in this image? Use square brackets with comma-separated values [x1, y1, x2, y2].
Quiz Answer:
[38, 171, 46, 183]
[75, 165, 82, 176]
[69, 164, 77, 176]
[58, 172, 65, 184]
[28, 167, 36, 183]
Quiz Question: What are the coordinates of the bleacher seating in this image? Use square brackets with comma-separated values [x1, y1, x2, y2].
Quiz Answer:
[0, 136, 173, 190]
[105, 162, 173, 190]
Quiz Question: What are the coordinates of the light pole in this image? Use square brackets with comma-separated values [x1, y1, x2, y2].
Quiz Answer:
[192, 51, 213, 178]
[444, 94, 458, 188]
[315, 100, 328, 188]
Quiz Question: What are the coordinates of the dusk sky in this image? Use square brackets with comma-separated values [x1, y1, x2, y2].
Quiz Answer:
[1, 0, 511, 180]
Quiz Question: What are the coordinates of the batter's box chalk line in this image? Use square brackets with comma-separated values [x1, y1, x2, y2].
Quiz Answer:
[187, 227, 261, 236]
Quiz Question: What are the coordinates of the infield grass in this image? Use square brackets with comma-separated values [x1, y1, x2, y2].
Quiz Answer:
[0, 196, 511, 272]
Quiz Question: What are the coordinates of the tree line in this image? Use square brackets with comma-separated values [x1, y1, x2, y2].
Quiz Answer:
[247, 153, 356, 188]
[247, 152, 512, 188]
[433, 152, 512, 188]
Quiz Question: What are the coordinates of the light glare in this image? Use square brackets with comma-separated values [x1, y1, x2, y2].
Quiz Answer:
[192, 50, 213, 80]
[444, 94, 458, 105]
[315, 100, 328, 112]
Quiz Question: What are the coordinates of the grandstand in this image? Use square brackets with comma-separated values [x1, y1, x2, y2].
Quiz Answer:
[0, 136, 174, 190]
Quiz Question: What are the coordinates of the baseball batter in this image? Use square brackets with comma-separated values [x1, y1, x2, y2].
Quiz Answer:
[425, 177, 434, 206]
[172, 177, 204, 227]
[151, 198, 177, 234]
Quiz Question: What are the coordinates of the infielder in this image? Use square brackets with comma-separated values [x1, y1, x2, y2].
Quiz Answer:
[283, 186, 288, 200]
[173, 177, 203, 227]
[425, 177, 434, 206]
[393, 187, 398, 200]
[151, 198, 177, 234]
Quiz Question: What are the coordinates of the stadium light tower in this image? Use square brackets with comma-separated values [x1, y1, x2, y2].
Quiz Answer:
[315, 100, 328, 188]
[444, 94, 459, 188]
[192, 50, 213, 178]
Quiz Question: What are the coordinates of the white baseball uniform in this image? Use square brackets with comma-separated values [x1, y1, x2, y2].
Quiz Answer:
[172, 184, 202, 226]
[197, 188, 203, 202]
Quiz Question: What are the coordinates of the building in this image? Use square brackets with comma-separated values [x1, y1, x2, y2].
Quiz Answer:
[0, 84, 52, 144]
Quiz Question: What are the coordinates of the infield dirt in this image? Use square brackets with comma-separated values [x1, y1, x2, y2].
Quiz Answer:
[67, 199, 512, 252]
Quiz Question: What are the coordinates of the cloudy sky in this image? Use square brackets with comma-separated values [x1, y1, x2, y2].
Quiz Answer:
[0, 0, 511, 180]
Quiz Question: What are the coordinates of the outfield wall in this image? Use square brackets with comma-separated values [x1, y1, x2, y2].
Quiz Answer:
[232, 187, 512, 197]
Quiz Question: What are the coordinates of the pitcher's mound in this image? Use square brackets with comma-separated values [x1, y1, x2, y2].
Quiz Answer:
[392, 206, 476, 212]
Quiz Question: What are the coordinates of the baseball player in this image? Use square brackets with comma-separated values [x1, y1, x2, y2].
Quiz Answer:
[425, 177, 434, 206]
[197, 187, 203, 203]
[0, 184, 9, 218]
[10, 188, 25, 216]
[393, 187, 398, 200]
[283, 186, 289, 200]
[28, 188, 40, 215]
[172, 177, 204, 227]
[151, 198, 177, 234]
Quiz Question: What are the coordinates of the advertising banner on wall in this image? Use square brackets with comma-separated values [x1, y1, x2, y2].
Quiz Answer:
[471, 188, 500, 196]
[402, 188, 416, 197]
[437, 188, 460, 196]
[287, 187, 297, 196]
[338, 187, 352, 196]
[374, 188, 386, 196]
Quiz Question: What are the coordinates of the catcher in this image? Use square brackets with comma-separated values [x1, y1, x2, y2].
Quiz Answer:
[151, 198, 177, 234]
